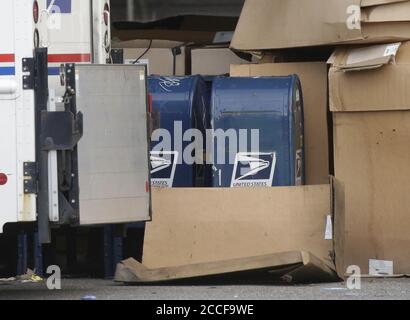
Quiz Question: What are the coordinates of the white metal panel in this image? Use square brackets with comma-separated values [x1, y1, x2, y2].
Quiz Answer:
[37, 0, 93, 103]
[40, 0, 92, 51]
[0, 0, 113, 232]
[0, 0, 36, 233]
[75, 64, 151, 225]
[0, 0, 17, 233]
[15, 0, 37, 224]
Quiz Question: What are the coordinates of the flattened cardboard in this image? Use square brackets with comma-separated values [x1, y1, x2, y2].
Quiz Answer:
[361, 0, 408, 6]
[230, 63, 329, 185]
[328, 42, 401, 70]
[329, 41, 410, 112]
[334, 111, 410, 275]
[143, 186, 334, 270]
[115, 251, 338, 284]
[362, 1, 410, 22]
[361, 0, 407, 7]
[231, 0, 410, 51]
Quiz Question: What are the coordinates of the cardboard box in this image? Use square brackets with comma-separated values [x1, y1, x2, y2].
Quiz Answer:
[231, 0, 410, 51]
[230, 62, 330, 186]
[329, 42, 410, 112]
[191, 48, 250, 75]
[143, 186, 335, 270]
[114, 40, 186, 76]
[330, 42, 410, 275]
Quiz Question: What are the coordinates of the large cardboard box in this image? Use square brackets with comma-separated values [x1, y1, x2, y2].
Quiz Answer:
[231, 0, 410, 51]
[144, 186, 335, 270]
[114, 40, 186, 76]
[330, 42, 410, 275]
[191, 48, 250, 75]
[230, 63, 330, 186]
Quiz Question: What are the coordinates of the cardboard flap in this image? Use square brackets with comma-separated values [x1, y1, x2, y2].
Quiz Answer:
[362, 1, 410, 22]
[231, 0, 363, 51]
[329, 41, 410, 112]
[143, 186, 334, 270]
[361, 0, 408, 6]
[231, 0, 410, 51]
[329, 42, 401, 71]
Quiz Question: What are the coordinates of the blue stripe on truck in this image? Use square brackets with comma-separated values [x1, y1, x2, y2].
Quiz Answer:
[0, 67, 61, 76]
[0, 67, 15, 76]
[48, 67, 60, 76]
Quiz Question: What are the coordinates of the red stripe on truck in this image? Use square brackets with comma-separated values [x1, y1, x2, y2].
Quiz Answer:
[48, 54, 91, 63]
[0, 54, 91, 64]
[0, 54, 15, 63]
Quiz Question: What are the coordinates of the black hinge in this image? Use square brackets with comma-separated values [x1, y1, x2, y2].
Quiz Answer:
[23, 162, 38, 194]
[110, 48, 124, 64]
[22, 58, 34, 90]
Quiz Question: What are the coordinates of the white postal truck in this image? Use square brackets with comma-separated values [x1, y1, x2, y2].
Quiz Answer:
[0, 0, 151, 243]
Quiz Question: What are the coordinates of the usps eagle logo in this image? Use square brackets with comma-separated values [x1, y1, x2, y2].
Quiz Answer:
[231, 152, 276, 187]
[150, 151, 178, 188]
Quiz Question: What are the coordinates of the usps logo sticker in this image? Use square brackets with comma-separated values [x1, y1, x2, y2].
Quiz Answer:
[231, 152, 276, 188]
[47, 0, 72, 13]
[150, 151, 178, 188]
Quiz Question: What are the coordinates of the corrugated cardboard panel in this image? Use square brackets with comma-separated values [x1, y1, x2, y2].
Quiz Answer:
[329, 42, 410, 112]
[116, 251, 338, 283]
[231, 0, 410, 51]
[334, 111, 410, 275]
[363, 1, 410, 22]
[123, 47, 185, 76]
[333, 178, 346, 278]
[143, 186, 334, 270]
[230, 63, 329, 185]
[191, 48, 249, 75]
[328, 43, 401, 70]
[362, 0, 407, 6]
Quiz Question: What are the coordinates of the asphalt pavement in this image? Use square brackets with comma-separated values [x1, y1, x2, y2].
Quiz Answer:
[0, 278, 410, 300]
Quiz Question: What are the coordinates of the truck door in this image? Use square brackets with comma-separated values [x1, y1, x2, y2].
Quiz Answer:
[28, 52, 151, 243]
[66, 64, 152, 225]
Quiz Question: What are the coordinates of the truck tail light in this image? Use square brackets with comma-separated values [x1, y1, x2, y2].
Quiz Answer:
[148, 94, 153, 113]
[0, 173, 8, 186]
[103, 3, 110, 26]
[33, 1, 39, 24]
